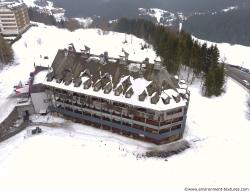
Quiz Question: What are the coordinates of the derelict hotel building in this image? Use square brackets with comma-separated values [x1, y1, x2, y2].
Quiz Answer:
[40, 47, 190, 144]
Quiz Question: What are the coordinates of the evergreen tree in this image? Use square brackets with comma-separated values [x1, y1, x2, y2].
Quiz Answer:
[214, 65, 225, 96]
[203, 65, 225, 97]
[201, 43, 208, 73]
[191, 41, 203, 75]
[28, 7, 57, 26]
[0, 35, 14, 65]
[202, 45, 225, 96]
[203, 69, 215, 97]
[114, 18, 226, 97]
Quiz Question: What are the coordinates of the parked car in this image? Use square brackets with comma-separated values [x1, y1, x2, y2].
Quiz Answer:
[31, 127, 42, 135]
[242, 80, 250, 86]
[241, 68, 250, 73]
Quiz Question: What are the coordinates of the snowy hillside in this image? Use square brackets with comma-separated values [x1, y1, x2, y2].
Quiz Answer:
[193, 36, 250, 70]
[74, 17, 93, 28]
[0, 23, 156, 123]
[0, 22, 249, 191]
[138, 8, 185, 26]
[22, 0, 51, 8]
[22, 0, 65, 21]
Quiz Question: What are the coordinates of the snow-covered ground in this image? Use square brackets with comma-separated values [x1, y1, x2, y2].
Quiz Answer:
[22, 0, 52, 9]
[22, 0, 66, 21]
[0, 23, 157, 123]
[0, 78, 249, 191]
[138, 8, 185, 26]
[193, 36, 250, 70]
[138, 8, 174, 23]
[0, 23, 250, 191]
[74, 17, 93, 28]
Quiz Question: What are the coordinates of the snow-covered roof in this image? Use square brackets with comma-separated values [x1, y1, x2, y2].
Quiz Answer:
[43, 49, 189, 111]
[44, 77, 187, 111]
[0, 1, 24, 9]
[33, 70, 48, 85]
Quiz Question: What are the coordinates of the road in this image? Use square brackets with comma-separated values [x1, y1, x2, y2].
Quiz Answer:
[225, 65, 250, 90]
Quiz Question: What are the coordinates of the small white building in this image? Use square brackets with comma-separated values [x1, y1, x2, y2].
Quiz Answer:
[30, 68, 50, 114]
[0, 1, 30, 35]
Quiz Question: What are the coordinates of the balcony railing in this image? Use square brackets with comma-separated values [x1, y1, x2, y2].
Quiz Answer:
[50, 106, 184, 140]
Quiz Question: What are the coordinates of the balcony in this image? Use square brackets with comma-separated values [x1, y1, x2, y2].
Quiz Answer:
[49, 106, 184, 141]
[146, 119, 159, 126]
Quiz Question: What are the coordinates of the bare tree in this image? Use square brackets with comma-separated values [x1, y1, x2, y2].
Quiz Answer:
[0, 35, 14, 65]
[64, 19, 80, 31]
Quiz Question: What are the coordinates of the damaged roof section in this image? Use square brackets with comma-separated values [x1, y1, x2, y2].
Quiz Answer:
[47, 49, 179, 90]
[44, 47, 189, 111]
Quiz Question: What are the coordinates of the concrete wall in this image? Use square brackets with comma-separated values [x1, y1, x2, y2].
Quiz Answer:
[16, 104, 35, 116]
[31, 92, 49, 114]
[0, 106, 18, 138]
[0, 104, 33, 142]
